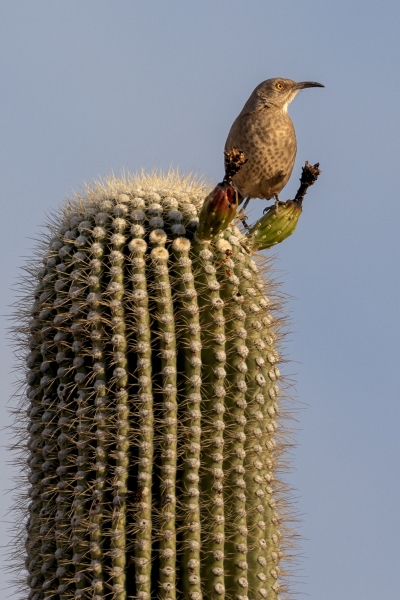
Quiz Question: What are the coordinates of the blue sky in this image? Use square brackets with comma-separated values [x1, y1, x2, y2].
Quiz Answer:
[1, 2, 399, 598]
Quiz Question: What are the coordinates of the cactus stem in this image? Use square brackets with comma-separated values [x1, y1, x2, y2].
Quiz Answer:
[9, 174, 294, 600]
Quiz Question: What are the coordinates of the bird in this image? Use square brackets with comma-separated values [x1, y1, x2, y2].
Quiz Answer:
[224, 77, 324, 211]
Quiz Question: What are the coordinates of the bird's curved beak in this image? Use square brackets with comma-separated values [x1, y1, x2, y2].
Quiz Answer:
[296, 81, 325, 89]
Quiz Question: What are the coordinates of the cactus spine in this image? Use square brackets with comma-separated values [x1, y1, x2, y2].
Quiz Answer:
[13, 173, 294, 600]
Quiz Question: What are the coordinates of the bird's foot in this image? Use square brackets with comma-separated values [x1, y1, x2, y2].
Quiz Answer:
[236, 196, 251, 229]
[262, 196, 285, 214]
[263, 201, 277, 214]
[236, 209, 250, 230]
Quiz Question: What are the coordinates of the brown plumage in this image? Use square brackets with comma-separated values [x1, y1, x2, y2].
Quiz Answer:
[225, 77, 324, 203]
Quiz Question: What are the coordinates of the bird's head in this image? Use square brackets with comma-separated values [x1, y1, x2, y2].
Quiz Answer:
[247, 77, 324, 113]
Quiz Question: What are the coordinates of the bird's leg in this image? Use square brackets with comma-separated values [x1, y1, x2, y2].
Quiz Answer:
[236, 197, 251, 229]
[240, 196, 251, 212]
[234, 189, 249, 219]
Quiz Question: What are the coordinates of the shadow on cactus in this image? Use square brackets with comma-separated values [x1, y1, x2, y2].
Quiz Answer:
[9, 164, 320, 600]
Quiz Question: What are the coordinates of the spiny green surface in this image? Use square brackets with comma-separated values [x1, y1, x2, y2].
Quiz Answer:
[248, 201, 302, 250]
[12, 173, 295, 600]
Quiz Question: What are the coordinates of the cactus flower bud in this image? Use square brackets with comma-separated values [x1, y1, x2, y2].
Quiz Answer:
[248, 200, 302, 250]
[196, 182, 238, 241]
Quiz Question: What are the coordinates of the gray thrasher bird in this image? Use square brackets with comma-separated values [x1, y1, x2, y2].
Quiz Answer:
[224, 77, 324, 210]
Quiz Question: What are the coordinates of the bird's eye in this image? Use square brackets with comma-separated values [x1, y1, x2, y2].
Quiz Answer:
[276, 81, 285, 90]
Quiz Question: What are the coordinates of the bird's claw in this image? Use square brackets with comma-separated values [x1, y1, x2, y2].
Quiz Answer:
[262, 197, 286, 215]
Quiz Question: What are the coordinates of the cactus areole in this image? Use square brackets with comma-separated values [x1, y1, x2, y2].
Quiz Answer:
[15, 173, 300, 600]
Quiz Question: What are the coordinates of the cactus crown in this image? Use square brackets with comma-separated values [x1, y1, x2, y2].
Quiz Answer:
[10, 172, 297, 600]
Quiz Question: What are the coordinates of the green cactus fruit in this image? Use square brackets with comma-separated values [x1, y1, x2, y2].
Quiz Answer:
[12, 173, 295, 600]
[248, 200, 302, 250]
[195, 181, 238, 241]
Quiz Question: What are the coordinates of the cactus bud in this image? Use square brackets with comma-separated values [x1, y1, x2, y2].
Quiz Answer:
[196, 181, 238, 241]
[248, 200, 302, 250]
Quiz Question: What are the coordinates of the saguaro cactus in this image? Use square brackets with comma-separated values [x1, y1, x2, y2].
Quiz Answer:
[13, 172, 301, 600]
